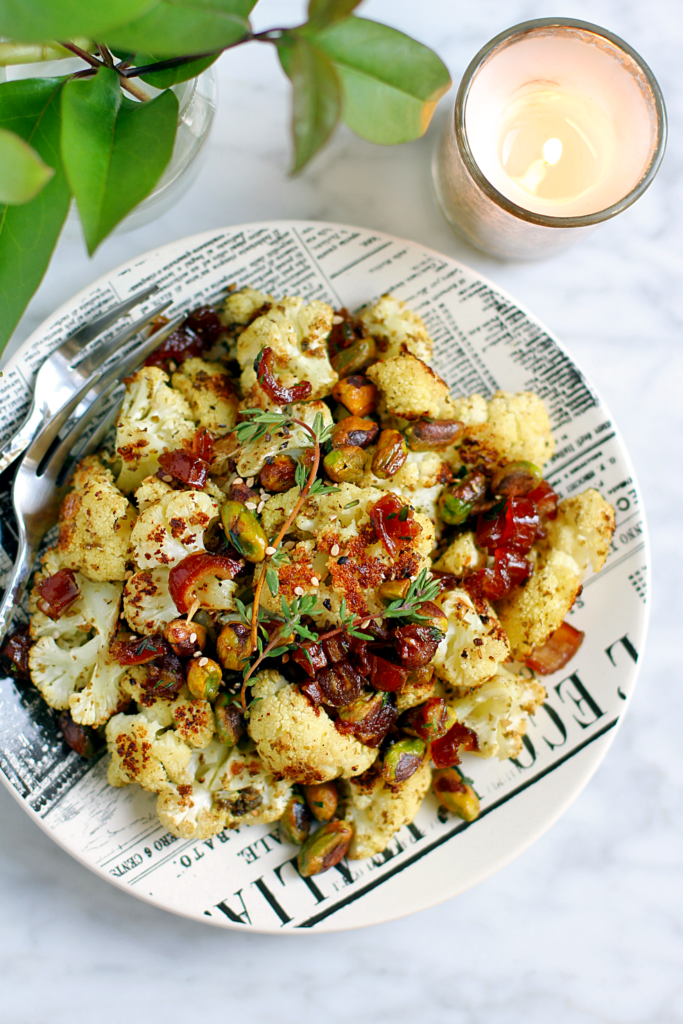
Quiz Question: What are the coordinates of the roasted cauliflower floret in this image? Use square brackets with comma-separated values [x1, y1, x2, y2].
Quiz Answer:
[258, 484, 434, 623]
[171, 357, 239, 436]
[433, 532, 486, 577]
[366, 353, 457, 421]
[29, 567, 128, 727]
[134, 475, 173, 512]
[169, 687, 215, 748]
[450, 390, 555, 472]
[123, 568, 178, 635]
[209, 743, 292, 828]
[360, 450, 452, 521]
[341, 760, 432, 859]
[247, 670, 378, 783]
[546, 489, 615, 574]
[432, 589, 510, 695]
[115, 366, 195, 492]
[237, 297, 337, 401]
[105, 712, 193, 790]
[221, 286, 271, 327]
[358, 293, 433, 362]
[218, 400, 333, 479]
[131, 489, 219, 569]
[444, 667, 546, 760]
[497, 489, 615, 659]
[56, 456, 135, 581]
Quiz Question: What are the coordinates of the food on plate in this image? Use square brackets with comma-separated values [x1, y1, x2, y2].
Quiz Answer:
[7, 288, 616, 874]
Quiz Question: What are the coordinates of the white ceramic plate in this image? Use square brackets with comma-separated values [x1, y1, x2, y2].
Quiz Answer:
[0, 221, 649, 932]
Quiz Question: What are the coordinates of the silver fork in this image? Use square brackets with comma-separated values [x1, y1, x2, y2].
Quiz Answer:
[0, 283, 171, 475]
[0, 315, 183, 644]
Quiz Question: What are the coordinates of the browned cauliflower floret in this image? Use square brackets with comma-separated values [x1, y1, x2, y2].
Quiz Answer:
[56, 456, 135, 581]
[171, 357, 239, 436]
[433, 532, 486, 576]
[221, 286, 271, 327]
[432, 589, 510, 695]
[105, 712, 193, 790]
[341, 760, 432, 859]
[443, 667, 546, 760]
[236, 296, 337, 401]
[366, 353, 457, 422]
[450, 390, 554, 472]
[247, 670, 378, 783]
[131, 489, 219, 569]
[122, 568, 178, 635]
[497, 489, 615, 659]
[216, 400, 333, 479]
[360, 449, 452, 522]
[358, 293, 433, 362]
[258, 483, 434, 625]
[115, 366, 196, 492]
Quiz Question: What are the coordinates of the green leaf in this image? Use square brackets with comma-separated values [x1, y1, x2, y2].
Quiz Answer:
[0, 0, 160, 42]
[138, 53, 219, 88]
[104, 0, 254, 58]
[277, 32, 341, 173]
[307, 0, 363, 29]
[61, 67, 178, 253]
[0, 126, 53, 204]
[266, 565, 279, 598]
[0, 77, 70, 354]
[305, 16, 451, 144]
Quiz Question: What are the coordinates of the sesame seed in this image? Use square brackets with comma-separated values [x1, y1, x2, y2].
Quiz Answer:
[124, 570, 133, 579]
[233, 477, 243, 486]
[245, 502, 257, 510]
[331, 544, 340, 556]
[247, 477, 255, 487]
[328, 514, 337, 521]
[198, 657, 208, 667]
[361, 619, 371, 629]
[189, 633, 197, 643]
[294, 586, 304, 596]
[311, 576, 320, 587]
[332, 315, 344, 324]
[162, 475, 173, 483]
[257, 501, 265, 513]
[52, 631, 60, 639]
[265, 545, 277, 555]
[193, 651, 202, 658]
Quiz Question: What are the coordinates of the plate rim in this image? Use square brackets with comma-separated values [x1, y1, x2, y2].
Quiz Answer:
[0, 218, 651, 932]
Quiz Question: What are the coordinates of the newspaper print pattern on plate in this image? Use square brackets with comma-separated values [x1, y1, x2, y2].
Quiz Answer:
[0, 222, 648, 932]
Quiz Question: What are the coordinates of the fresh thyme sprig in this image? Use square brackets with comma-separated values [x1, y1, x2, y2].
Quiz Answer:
[383, 568, 442, 623]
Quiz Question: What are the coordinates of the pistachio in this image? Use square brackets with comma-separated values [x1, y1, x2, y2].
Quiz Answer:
[332, 374, 379, 417]
[323, 445, 365, 483]
[431, 768, 480, 821]
[331, 336, 377, 378]
[186, 657, 222, 702]
[260, 454, 297, 492]
[303, 781, 339, 822]
[220, 499, 268, 562]
[164, 619, 207, 658]
[412, 599, 448, 634]
[381, 737, 426, 785]
[217, 621, 254, 672]
[336, 691, 398, 747]
[404, 419, 464, 452]
[401, 696, 456, 741]
[437, 470, 487, 525]
[490, 460, 543, 497]
[330, 415, 379, 450]
[378, 578, 411, 604]
[279, 794, 312, 845]
[214, 694, 246, 745]
[297, 820, 354, 877]
[371, 429, 408, 479]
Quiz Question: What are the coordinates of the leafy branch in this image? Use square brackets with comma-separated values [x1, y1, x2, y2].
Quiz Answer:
[0, 0, 451, 354]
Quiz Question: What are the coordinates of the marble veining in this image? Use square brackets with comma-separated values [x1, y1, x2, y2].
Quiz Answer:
[1, 2, 682, 1021]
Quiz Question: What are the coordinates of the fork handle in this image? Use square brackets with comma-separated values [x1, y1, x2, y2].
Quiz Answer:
[0, 532, 34, 645]
[0, 403, 44, 476]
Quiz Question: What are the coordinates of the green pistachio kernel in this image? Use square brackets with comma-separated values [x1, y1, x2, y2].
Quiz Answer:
[490, 461, 543, 497]
[297, 820, 354, 877]
[186, 657, 222, 702]
[437, 470, 487, 525]
[323, 445, 365, 483]
[216, 621, 254, 672]
[303, 781, 339, 822]
[330, 336, 377, 378]
[220, 500, 268, 562]
[431, 768, 480, 821]
[214, 694, 246, 746]
[279, 794, 312, 845]
[381, 737, 426, 785]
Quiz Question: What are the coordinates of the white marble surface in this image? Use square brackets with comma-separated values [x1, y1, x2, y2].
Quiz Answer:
[1, 1, 682, 1020]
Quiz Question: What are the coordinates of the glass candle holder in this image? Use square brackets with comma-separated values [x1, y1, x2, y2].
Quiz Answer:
[432, 18, 667, 260]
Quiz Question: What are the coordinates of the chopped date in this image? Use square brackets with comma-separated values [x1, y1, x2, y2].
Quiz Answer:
[144, 651, 186, 697]
[394, 623, 442, 668]
[158, 448, 209, 489]
[291, 642, 328, 678]
[145, 305, 223, 368]
[112, 634, 169, 666]
[336, 692, 399, 747]
[168, 551, 242, 614]
[58, 711, 98, 759]
[322, 632, 351, 664]
[525, 620, 584, 675]
[367, 652, 407, 692]
[430, 721, 479, 768]
[255, 347, 312, 405]
[1, 628, 32, 679]
[369, 493, 420, 557]
[35, 568, 80, 620]
[314, 660, 365, 707]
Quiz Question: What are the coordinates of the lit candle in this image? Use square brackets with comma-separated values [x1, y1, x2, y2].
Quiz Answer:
[433, 19, 666, 260]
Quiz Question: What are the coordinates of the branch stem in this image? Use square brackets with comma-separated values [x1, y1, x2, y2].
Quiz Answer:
[60, 41, 151, 101]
